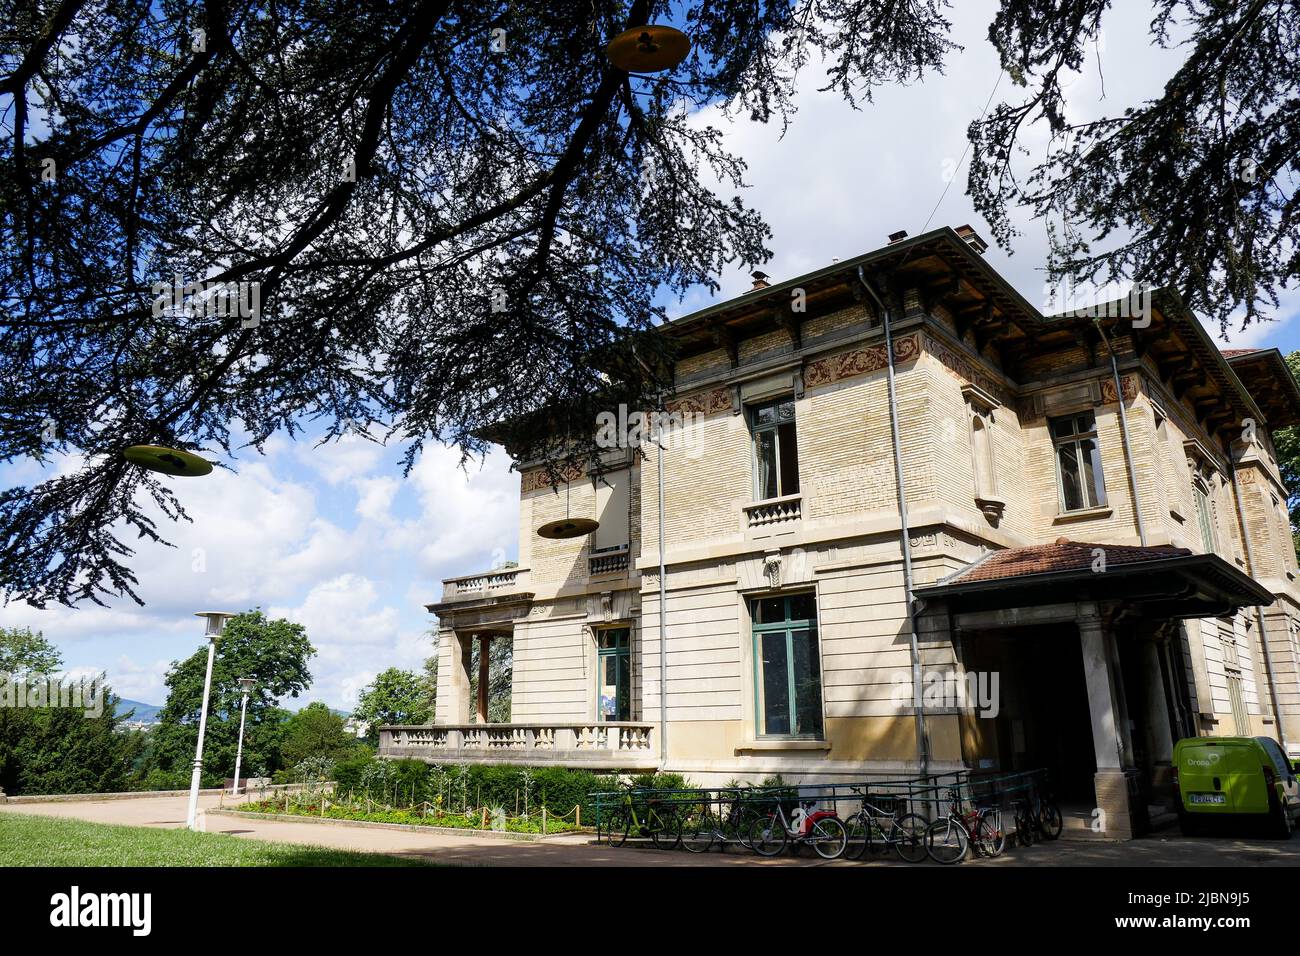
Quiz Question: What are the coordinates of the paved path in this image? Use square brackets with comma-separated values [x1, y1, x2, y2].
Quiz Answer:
[3, 794, 1298, 866]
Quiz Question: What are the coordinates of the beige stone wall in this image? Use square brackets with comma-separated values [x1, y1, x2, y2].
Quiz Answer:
[475, 293, 1300, 771]
[510, 612, 591, 722]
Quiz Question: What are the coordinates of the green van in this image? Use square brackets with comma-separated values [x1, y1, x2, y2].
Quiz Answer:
[1172, 736, 1299, 837]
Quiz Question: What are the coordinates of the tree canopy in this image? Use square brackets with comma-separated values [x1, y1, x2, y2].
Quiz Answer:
[144, 609, 311, 784]
[0, 625, 63, 675]
[353, 666, 434, 741]
[2, 1, 1296, 607]
[280, 701, 357, 765]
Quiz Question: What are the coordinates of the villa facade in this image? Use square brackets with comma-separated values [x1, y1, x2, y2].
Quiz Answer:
[380, 226, 1300, 838]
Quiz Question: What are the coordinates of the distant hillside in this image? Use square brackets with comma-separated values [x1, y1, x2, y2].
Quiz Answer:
[116, 698, 162, 724]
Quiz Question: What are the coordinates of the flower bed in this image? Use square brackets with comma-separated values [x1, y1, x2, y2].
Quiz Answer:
[239, 798, 583, 834]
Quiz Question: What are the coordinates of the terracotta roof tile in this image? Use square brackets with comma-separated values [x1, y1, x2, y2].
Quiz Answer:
[1220, 348, 1261, 358]
[943, 538, 1191, 585]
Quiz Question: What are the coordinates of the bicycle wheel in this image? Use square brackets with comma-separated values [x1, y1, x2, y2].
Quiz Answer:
[1038, 800, 1063, 841]
[602, 804, 630, 847]
[893, 813, 929, 863]
[926, 818, 969, 864]
[748, 814, 788, 857]
[681, 809, 716, 853]
[842, 812, 871, 861]
[730, 806, 761, 849]
[808, 817, 848, 860]
[650, 806, 681, 850]
[1014, 806, 1036, 847]
[975, 813, 1007, 858]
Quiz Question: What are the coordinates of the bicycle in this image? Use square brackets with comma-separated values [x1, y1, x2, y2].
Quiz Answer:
[925, 788, 973, 864]
[681, 788, 764, 853]
[841, 789, 928, 862]
[600, 788, 681, 850]
[749, 797, 848, 859]
[1008, 779, 1062, 845]
[924, 787, 1007, 863]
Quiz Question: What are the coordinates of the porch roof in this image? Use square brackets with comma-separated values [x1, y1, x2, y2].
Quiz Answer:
[918, 538, 1274, 618]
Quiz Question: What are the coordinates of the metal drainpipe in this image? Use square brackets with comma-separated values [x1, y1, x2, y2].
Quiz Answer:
[856, 267, 929, 778]
[1229, 462, 1288, 753]
[657, 428, 668, 768]
[1094, 319, 1149, 546]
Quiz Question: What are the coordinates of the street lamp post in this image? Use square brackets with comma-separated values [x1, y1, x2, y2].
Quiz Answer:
[186, 611, 236, 830]
[231, 677, 256, 797]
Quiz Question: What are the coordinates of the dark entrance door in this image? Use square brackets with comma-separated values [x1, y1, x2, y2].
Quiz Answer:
[961, 625, 1096, 802]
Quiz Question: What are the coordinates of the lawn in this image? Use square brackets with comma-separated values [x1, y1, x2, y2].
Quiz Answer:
[0, 812, 434, 867]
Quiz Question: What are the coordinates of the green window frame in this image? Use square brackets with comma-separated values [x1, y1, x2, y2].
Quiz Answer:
[749, 397, 800, 501]
[596, 628, 631, 722]
[750, 592, 823, 739]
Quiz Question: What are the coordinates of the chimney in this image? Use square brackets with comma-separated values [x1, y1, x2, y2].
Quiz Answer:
[750, 270, 771, 291]
[954, 224, 988, 255]
[888, 230, 909, 245]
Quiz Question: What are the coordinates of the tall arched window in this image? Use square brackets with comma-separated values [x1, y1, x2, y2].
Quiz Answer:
[971, 414, 995, 498]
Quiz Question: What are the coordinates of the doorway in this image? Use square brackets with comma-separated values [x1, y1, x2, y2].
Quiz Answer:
[597, 627, 631, 721]
[961, 625, 1096, 802]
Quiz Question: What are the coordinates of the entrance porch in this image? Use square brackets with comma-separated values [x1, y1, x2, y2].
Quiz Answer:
[922, 539, 1274, 838]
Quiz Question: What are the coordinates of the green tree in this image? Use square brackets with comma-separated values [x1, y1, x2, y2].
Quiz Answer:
[142, 610, 312, 787]
[0, 680, 143, 796]
[1274, 351, 1300, 563]
[280, 702, 356, 766]
[0, 627, 63, 676]
[12, 3, 1297, 610]
[353, 668, 434, 742]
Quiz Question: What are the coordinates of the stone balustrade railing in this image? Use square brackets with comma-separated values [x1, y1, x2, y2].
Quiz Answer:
[441, 567, 530, 602]
[589, 546, 630, 576]
[378, 722, 658, 769]
[744, 494, 802, 528]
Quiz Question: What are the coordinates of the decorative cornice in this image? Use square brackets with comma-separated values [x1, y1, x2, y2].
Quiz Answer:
[803, 332, 921, 389]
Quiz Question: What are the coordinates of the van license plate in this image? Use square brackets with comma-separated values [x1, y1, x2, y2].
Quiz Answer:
[1189, 793, 1226, 805]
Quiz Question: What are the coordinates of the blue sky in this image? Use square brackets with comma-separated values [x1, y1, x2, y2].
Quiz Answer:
[3, 0, 1295, 709]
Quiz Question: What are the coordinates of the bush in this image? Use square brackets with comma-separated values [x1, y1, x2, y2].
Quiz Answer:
[322, 754, 685, 825]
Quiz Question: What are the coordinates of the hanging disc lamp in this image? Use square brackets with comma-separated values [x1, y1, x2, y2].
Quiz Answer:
[123, 445, 214, 477]
[535, 472, 600, 539]
[606, 24, 691, 73]
[537, 516, 600, 539]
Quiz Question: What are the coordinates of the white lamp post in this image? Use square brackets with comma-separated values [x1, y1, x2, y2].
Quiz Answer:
[231, 677, 256, 797]
[186, 611, 236, 830]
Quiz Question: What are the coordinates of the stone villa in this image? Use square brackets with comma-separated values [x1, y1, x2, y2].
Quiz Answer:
[379, 225, 1300, 838]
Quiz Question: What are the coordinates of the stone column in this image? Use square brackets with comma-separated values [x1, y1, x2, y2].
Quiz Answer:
[476, 634, 491, 723]
[1079, 613, 1142, 838]
[1143, 638, 1177, 810]
[434, 629, 472, 725]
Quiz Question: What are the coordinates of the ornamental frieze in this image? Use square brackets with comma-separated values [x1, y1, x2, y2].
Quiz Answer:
[1100, 374, 1139, 404]
[923, 332, 1007, 404]
[520, 460, 587, 493]
[803, 332, 921, 389]
[665, 386, 732, 417]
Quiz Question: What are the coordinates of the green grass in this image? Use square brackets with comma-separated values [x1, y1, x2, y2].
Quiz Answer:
[0, 812, 435, 866]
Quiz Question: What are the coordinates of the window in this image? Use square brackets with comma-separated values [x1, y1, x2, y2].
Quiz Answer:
[1193, 474, 1217, 552]
[596, 628, 631, 722]
[1226, 670, 1249, 736]
[971, 414, 996, 497]
[750, 398, 800, 500]
[750, 592, 822, 738]
[593, 470, 629, 552]
[1050, 412, 1107, 511]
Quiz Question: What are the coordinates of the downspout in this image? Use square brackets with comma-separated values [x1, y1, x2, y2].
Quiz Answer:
[1229, 461, 1287, 753]
[856, 267, 929, 778]
[657, 428, 668, 768]
[1094, 319, 1149, 546]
